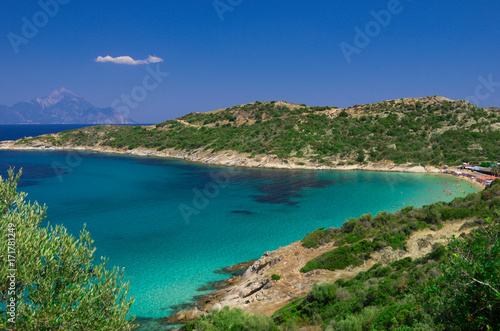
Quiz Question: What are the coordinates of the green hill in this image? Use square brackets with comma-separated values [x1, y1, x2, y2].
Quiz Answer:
[15, 96, 500, 166]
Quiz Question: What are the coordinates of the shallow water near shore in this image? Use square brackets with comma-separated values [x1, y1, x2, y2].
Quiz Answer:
[0, 150, 479, 319]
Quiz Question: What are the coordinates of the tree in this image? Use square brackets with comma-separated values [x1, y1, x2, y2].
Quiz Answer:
[424, 223, 500, 330]
[491, 164, 499, 177]
[0, 169, 135, 330]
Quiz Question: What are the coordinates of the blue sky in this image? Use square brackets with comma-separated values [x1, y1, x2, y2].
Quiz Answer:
[0, 0, 499, 123]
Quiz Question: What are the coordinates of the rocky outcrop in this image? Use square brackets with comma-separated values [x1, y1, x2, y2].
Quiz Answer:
[165, 307, 202, 324]
[214, 260, 257, 276]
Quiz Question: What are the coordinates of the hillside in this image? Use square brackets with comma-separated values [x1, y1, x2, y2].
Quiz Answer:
[7, 96, 500, 167]
[0, 88, 135, 124]
[177, 180, 500, 331]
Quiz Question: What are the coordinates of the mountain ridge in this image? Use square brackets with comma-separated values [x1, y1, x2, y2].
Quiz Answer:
[0, 88, 136, 125]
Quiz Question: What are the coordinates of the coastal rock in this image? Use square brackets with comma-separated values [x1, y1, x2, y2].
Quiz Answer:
[208, 303, 222, 312]
[185, 307, 201, 320]
[243, 253, 282, 277]
[214, 260, 256, 276]
[164, 310, 185, 324]
[164, 307, 202, 324]
[238, 279, 270, 298]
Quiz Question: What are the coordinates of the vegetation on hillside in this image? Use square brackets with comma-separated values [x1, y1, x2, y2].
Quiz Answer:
[275, 218, 500, 331]
[300, 180, 500, 273]
[181, 306, 278, 331]
[17, 97, 500, 166]
[181, 180, 500, 331]
[0, 170, 135, 330]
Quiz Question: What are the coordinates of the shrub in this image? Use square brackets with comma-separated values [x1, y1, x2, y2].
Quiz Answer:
[301, 245, 364, 273]
[271, 274, 281, 281]
[391, 257, 413, 271]
[301, 228, 335, 248]
[308, 283, 337, 303]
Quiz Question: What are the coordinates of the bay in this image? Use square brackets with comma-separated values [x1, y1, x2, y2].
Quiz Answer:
[0, 124, 480, 319]
[0, 149, 479, 319]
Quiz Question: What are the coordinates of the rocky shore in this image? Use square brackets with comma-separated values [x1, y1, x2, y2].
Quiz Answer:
[163, 219, 478, 326]
[0, 139, 440, 174]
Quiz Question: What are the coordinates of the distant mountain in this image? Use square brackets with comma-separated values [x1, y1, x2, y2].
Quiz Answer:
[0, 88, 136, 124]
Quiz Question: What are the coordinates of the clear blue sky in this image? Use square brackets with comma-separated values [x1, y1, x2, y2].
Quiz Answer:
[1, 0, 499, 123]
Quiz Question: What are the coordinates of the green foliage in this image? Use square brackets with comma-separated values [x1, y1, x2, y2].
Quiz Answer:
[0, 169, 135, 330]
[356, 150, 365, 163]
[180, 306, 278, 331]
[271, 274, 281, 281]
[424, 224, 500, 330]
[309, 282, 337, 303]
[275, 250, 444, 330]
[277, 182, 500, 330]
[301, 228, 336, 248]
[300, 244, 366, 273]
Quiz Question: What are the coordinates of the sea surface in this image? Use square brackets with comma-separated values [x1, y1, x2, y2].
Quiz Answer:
[0, 124, 91, 141]
[0, 126, 480, 320]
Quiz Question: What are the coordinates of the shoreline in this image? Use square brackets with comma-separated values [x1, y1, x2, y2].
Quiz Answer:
[0, 140, 441, 174]
[0, 141, 485, 190]
[445, 171, 486, 190]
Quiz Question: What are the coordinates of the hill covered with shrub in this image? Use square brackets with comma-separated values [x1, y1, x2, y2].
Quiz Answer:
[14, 96, 500, 166]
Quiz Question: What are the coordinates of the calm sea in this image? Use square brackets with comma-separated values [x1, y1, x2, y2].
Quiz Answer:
[0, 125, 480, 322]
[0, 124, 91, 141]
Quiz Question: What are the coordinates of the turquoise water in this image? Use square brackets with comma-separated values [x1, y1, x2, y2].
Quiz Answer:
[0, 150, 479, 319]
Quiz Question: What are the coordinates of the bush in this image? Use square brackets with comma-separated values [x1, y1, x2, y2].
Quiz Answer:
[300, 245, 365, 273]
[301, 228, 335, 248]
[308, 283, 337, 303]
[271, 274, 281, 281]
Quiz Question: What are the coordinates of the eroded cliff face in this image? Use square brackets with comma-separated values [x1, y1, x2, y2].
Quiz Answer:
[165, 219, 476, 324]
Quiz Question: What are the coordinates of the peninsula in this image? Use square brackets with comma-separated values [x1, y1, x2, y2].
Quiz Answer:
[1, 96, 499, 175]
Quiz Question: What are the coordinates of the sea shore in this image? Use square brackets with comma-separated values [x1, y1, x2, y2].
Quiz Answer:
[0, 139, 487, 191]
[0, 140, 441, 173]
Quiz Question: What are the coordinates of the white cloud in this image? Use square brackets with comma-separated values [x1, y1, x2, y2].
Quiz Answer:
[95, 55, 164, 65]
